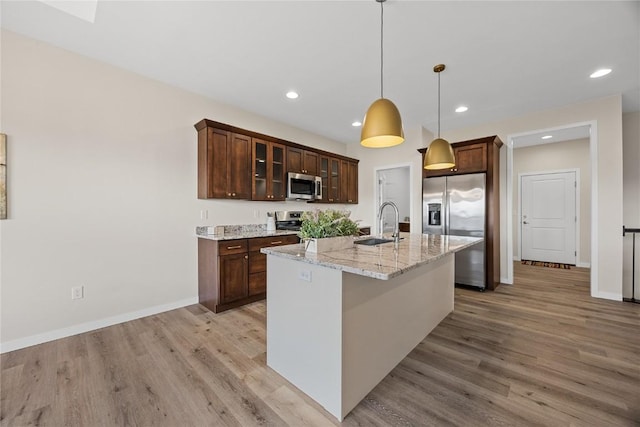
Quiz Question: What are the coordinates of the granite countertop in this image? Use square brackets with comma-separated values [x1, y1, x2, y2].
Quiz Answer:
[196, 227, 299, 241]
[260, 233, 482, 280]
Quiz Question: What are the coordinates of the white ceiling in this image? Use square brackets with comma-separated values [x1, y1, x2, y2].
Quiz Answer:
[1, 1, 638, 145]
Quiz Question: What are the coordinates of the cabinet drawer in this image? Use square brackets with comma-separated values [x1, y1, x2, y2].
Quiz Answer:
[249, 235, 299, 251]
[218, 239, 248, 255]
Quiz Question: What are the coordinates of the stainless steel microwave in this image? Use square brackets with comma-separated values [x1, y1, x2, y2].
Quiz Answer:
[287, 172, 322, 201]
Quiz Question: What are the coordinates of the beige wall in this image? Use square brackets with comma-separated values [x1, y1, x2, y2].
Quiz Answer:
[443, 95, 623, 300]
[622, 111, 640, 299]
[512, 138, 591, 266]
[345, 126, 431, 233]
[0, 30, 349, 351]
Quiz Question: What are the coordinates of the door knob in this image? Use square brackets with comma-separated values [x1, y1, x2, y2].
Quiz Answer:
[523, 221, 529, 224]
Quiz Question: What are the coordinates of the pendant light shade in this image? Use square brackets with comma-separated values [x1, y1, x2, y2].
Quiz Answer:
[424, 64, 455, 169]
[360, 0, 404, 148]
[423, 138, 455, 170]
[361, 98, 404, 148]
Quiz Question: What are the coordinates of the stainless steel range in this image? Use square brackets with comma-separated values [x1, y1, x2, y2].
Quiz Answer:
[274, 211, 307, 231]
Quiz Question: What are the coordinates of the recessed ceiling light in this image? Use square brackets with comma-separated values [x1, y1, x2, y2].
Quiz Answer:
[352, 121, 362, 127]
[541, 135, 553, 140]
[455, 106, 468, 113]
[590, 68, 612, 78]
[286, 91, 299, 99]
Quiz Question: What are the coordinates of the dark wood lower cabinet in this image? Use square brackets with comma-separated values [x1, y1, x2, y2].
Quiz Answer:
[219, 252, 248, 303]
[198, 234, 299, 313]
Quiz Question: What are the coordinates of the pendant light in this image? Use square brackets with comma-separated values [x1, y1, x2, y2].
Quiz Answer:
[360, 0, 404, 148]
[424, 64, 455, 169]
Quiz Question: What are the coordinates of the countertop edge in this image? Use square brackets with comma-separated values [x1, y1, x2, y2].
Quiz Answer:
[261, 235, 483, 280]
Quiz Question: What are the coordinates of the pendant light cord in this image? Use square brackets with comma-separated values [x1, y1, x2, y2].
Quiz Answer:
[437, 71, 441, 138]
[380, 0, 384, 99]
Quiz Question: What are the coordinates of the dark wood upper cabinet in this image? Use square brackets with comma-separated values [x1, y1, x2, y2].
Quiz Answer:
[195, 119, 358, 203]
[252, 138, 286, 201]
[318, 155, 341, 203]
[346, 160, 358, 204]
[339, 160, 358, 204]
[287, 147, 319, 176]
[420, 138, 494, 178]
[196, 126, 250, 199]
[228, 133, 252, 198]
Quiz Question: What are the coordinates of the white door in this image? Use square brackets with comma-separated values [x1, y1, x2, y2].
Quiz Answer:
[521, 171, 576, 264]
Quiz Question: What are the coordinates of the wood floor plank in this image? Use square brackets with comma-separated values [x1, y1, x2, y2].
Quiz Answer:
[2, 262, 639, 426]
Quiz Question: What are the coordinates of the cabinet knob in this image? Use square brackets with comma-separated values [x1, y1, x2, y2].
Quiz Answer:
[227, 193, 231, 196]
[244, 255, 248, 259]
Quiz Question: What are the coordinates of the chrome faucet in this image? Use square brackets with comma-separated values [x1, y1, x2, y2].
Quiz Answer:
[378, 201, 400, 243]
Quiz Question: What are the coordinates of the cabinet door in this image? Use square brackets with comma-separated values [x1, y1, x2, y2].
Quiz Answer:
[319, 156, 329, 201]
[219, 252, 248, 304]
[253, 139, 286, 201]
[340, 160, 349, 202]
[303, 150, 319, 176]
[271, 143, 286, 200]
[228, 133, 251, 199]
[318, 156, 342, 203]
[423, 141, 487, 177]
[253, 139, 269, 200]
[329, 157, 341, 202]
[201, 128, 229, 198]
[338, 160, 358, 204]
[347, 161, 358, 204]
[286, 147, 303, 174]
[454, 142, 487, 174]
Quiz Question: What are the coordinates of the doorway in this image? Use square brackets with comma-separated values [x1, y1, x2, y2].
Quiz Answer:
[520, 170, 577, 265]
[505, 122, 594, 293]
[375, 165, 411, 235]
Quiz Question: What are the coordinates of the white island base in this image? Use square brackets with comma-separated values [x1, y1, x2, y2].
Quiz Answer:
[266, 253, 454, 421]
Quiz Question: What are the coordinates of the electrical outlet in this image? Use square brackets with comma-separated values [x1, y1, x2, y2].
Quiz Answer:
[298, 270, 312, 282]
[253, 209, 260, 219]
[71, 285, 84, 300]
[200, 210, 208, 220]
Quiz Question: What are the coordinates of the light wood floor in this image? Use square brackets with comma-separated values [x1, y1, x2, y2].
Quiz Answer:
[2, 263, 639, 426]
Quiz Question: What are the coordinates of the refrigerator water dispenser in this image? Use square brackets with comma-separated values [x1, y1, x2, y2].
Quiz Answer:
[428, 203, 441, 226]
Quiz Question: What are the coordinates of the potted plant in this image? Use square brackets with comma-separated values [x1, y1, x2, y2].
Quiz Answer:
[299, 209, 360, 253]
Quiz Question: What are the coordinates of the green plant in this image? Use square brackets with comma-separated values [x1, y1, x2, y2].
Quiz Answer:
[299, 209, 360, 239]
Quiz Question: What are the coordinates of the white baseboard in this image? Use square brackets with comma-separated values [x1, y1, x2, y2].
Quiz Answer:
[0, 297, 199, 354]
[591, 291, 622, 301]
[513, 256, 521, 261]
[500, 277, 513, 285]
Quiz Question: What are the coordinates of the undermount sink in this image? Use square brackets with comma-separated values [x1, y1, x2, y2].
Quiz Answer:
[354, 237, 395, 246]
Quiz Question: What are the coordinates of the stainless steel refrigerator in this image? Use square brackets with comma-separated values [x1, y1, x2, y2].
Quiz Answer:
[422, 173, 486, 289]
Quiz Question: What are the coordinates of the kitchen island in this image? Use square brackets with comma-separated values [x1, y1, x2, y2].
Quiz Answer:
[260, 233, 482, 421]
